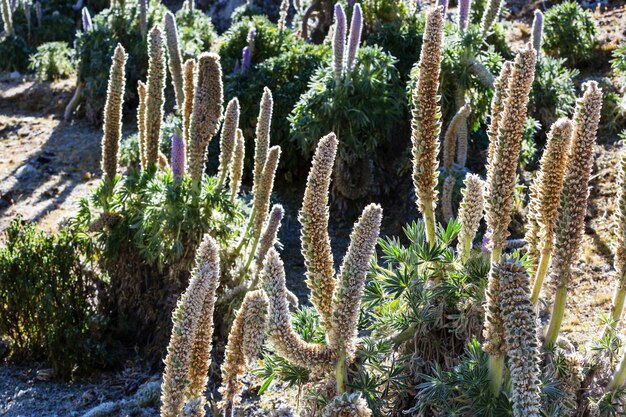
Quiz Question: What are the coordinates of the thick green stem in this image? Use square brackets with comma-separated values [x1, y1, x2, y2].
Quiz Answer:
[610, 278, 626, 323]
[530, 246, 552, 307]
[488, 354, 504, 396]
[336, 353, 347, 395]
[423, 203, 436, 248]
[461, 235, 472, 263]
[490, 246, 502, 266]
[545, 285, 568, 348]
[608, 350, 626, 391]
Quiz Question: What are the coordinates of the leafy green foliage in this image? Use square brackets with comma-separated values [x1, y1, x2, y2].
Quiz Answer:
[543, 0, 596, 66]
[530, 56, 578, 130]
[175, 8, 216, 59]
[612, 42, 626, 88]
[0, 219, 105, 377]
[28, 41, 73, 81]
[0, 35, 32, 72]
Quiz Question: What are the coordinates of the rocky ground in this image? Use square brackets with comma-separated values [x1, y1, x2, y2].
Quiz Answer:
[1, 1, 626, 416]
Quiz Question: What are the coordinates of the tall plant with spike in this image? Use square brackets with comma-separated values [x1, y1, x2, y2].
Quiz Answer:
[145, 26, 166, 167]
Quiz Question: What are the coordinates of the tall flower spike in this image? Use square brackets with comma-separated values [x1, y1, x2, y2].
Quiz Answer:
[443, 102, 471, 171]
[188, 52, 224, 183]
[411, 6, 444, 246]
[459, 0, 471, 32]
[182, 58, 195, 151]
[101, 44, 127, 183]
[81, 7, 92, 31]
[486, 61, 512, 166]
[1, 0, 13, 35]
[139, 0, 147, 38]
[484, 45, 536, 395]
[137, 81, 147, 169]
[457, 173, 485, 262]
[321, 392, 373, 417]
[441, 175, 455, 223]
[485, 45, 536, 258]
[145, 27, 166, 167]
[607, 150, 626, 329]
[160, 235, 220, 417]
[531, 10, 544, 55]
[345, 3, 362, 73]
[254, 204, 285, 278]
[300, 133, 337, 333]
[171, 132, 186, 180]
[218, 98, 240, 185]
[526, 118, 573, 305]
[241, 46, 251, 74]
[253, 146, 281, 240]
[330, 204, 382, 393]
[218, 290, 269, 412]
[437, 0, 448, 16]
[277, 0, 289, 32]
[253, 88, 273, 195]
[497, 258, 542, 417]
[262, 249, 336, 369]
[480, 0, 504, 35]
[332, 3, 346, 80]
[545, 81, 602, 348]
[164, 12, 185, 110]
[230, 129, 245, 201]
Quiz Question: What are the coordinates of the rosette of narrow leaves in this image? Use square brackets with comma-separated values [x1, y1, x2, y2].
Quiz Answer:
[145, 27, 166, 167]
[182, 58, 195, 150]
[300, 133, 338, 333]
[188, 52, 224, 183]
[332, 3, 346, 80]
[230, 130, 245, 202]
[219, 290, 269, 412]
[497, 257, 541, 417]
[486, 61, 512, 166]
[262, 249, 337, 369]
[411, 6, 444, 246]
[253, 88, 273, 196]
[545, 81, 602, 348]
[160, 235, 220, 417]
[526, 118, 573, 305]
[485, 45, 536, 258]
[218, 98, 240, 185]
[164, 12, 185, 109]
[457, 173, 484, 262]
[531, 10, 544, 55]
[443, 103, 471, 172]
[101, 44, 127, 183]
[321, 392, 373, 417]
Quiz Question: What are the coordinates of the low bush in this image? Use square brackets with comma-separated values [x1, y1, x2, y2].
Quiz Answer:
[543, 0, 596, 66]
[0, 219, 104, 377]
[28, 41, 73, 81]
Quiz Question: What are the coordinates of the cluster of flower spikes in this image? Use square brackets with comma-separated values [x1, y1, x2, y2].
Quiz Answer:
[331, 2, 363, 80]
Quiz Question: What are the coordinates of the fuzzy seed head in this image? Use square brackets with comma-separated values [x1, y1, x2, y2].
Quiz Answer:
[333, 3, 347, 80]
[253, 146, 281, 239]
[230, 130, 245, 198]
[188, 52, 224, 182]
[300, 133, 338, 333]
[411, 7, 444, 217]
[218, 98, 240, 180]
[456, 173, 485, 260]
[329, 204, 382, 358]
[278, 0, 289, 32]
[485, 45, 536, 253]
[182, 58, 196, 152]
[255, 204, 285, 274]
[346, 4, 362, 73]
[101, 44, 127, 183]
[164, 12, 185, 110]
[486, 61, 513, 166]
[531, 10, 544, 55]
[145, 27, 166, 167]
[443, 103, 471, 171]
[253, 88, 274, 195]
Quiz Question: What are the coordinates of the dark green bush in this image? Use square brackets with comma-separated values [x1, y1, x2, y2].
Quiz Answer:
[224, 40, 330, 172]
[28, 41, 73, 81]
[0, 219, 104, 377]
[543, 0, 596, 66]
[530, 55, 578, 130]
[0, 35, 32, 72]
[218, 15, 291, 76]
[289, 46, 403, 200]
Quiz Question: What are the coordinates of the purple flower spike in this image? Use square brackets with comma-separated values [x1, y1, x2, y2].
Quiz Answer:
[35, 1, 42, 26]
[346, 3, 362, 73]
[437, 0, 448, 17]
[531, 9, 543, 55]
[10, 0, 17, 13]
[241, 46, 251, 74]
[81, 7, 92, 31]
[481, 233, 490, 255]
[332, 3, 346, 80]
[72, 0, 83, 11]
[348, 0, 354, 6]
[459, 0, 471, 32]
[171, 133, 186, 180]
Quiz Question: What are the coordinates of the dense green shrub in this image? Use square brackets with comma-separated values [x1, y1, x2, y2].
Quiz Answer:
[75, 0, 216, 122]
[218, 15, 291, 76]
[0, 35, 32, 72]
[530, 56, 578, 130]
[224, 41, 330, 171]
[613, 42, 626, 88]
[73, 167, 246, 358]
[543, 0, 596, 66]
[289, 46, 403, 200]
[28, 41, 73, 81]
[0, 219, 104, 377]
